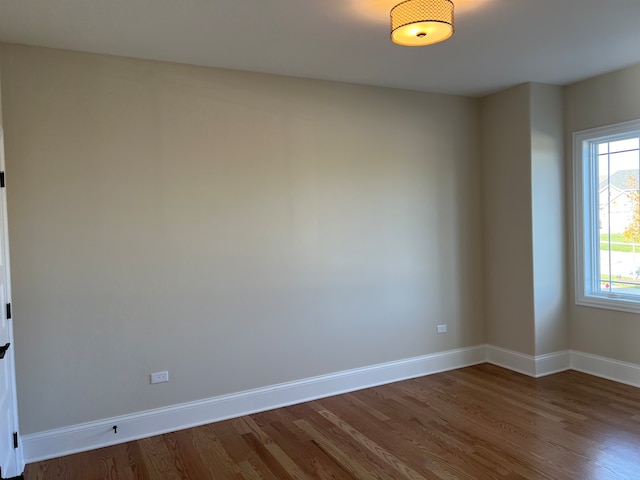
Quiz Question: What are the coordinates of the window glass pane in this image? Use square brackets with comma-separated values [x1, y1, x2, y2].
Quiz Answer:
[597, 157, 640, 296]
[598, 157, 613, 293]
[609, 150, 640, 175]
[610, 280, 640, 295]
[597, 150, 610, 236]
[610, 137, 640, 153]
[598, 153, 609, 177]
[598, 142, 609, 155]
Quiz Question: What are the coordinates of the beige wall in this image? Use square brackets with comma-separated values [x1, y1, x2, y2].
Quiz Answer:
[0, 44, 484, 434]
[481, 84, 536, 355]
[530, 84, 567, 356]
[565, 64, 640, 364]
[481, 83, 568, 358]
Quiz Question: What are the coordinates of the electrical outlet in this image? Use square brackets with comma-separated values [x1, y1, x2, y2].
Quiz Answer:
[437, 324, 448, 334]
[150, 371, 169, 384]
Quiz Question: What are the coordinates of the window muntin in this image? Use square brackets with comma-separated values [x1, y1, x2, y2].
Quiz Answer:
[574, 120, 640, 312]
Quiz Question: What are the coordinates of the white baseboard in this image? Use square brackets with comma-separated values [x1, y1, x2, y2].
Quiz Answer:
[486, 346, 571, 377]
[486, 345, 536, 376]
[486, 346, 640, 386]
[571, 350, 640, 389]
[22, 345, 486, 463]
[23, 345, 640, 465]
[534, 350, 571, 377]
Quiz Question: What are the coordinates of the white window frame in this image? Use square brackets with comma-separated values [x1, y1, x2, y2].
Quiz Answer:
[574, 119, 640, 313]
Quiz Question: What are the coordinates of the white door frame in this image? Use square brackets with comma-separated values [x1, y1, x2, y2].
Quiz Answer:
[0, 129, 24, 478]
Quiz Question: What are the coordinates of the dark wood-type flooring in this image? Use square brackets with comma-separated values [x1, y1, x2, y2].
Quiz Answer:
[25, 364, 640, 479]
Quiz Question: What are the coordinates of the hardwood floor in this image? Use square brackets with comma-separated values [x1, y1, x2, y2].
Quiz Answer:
[24, 364, 640, 479]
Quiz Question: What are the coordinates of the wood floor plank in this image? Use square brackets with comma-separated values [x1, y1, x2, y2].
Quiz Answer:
[313, 397, 450, 478]
[136, 435, 185, 480]
[312, 406, 434, 480]
[163, 429, 223, 479]
[190, 423, 245, 478]
[266, 420, 354, 480]
[340, 390, 502, 479]
[24, 365, 640, 479]
[293, 419, 396, 480]
[214, 420, 280, 480]
[98, 442, 148, 480]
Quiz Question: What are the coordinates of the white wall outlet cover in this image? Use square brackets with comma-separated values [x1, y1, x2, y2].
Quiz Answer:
[437, 324, 448, 334]
[150, 371, 169, 384]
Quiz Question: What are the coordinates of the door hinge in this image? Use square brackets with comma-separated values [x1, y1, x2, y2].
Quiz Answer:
[5, 304, 10, 320]
[0, 171, 4, 188]
[12, 432, 18, 449]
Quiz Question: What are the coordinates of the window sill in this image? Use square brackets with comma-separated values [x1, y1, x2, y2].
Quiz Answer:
[577, 294, 640, 314]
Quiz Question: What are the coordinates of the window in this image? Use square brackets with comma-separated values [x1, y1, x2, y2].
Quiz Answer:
[574, 119, 640, 312]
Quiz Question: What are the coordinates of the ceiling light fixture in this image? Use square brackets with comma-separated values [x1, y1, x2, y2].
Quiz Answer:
[391, 0, 454, 46]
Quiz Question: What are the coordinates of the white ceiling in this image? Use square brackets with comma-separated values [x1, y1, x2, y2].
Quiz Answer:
[0, 0, 639, 96]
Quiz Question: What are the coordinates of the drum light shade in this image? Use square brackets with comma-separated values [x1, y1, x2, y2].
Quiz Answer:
[391, 0, 454, 46]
